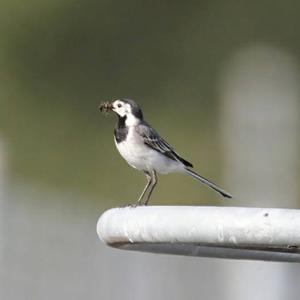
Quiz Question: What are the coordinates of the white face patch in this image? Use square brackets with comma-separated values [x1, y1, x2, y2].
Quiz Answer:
[112, 100, 132, 117]
[112, 99, 140, 126]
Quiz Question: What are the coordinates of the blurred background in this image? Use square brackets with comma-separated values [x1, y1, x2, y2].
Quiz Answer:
[1, 1, 300, 299]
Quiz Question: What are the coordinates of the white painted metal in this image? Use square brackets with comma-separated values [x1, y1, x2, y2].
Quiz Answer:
[97, 206, 300, 262]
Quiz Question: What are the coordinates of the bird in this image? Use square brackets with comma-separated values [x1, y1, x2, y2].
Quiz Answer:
[99, 98, 232, 206]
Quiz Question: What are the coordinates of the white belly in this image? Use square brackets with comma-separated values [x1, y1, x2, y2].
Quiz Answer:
[114, 129, 184, 174]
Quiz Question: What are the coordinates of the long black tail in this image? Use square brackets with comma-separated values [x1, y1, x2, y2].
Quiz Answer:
[185, 168, 232, 198]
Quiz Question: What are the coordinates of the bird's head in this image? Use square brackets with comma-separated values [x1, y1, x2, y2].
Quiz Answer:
[112, 99, 143, 119]
[100, 99, 143, 122]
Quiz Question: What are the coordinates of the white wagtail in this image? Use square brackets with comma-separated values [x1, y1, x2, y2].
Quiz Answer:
[99, 98, 232, 205]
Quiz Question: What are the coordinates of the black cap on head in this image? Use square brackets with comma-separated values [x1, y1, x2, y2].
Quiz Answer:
[120, 98, 143, 120]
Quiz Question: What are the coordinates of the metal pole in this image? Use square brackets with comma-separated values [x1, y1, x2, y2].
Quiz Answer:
[97, 206, 300, 263]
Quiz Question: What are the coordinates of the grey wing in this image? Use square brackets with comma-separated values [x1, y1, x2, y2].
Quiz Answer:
[137, 123, 193, 168]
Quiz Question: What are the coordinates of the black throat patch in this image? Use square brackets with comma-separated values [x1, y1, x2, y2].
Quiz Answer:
[114, 115, 128, 143]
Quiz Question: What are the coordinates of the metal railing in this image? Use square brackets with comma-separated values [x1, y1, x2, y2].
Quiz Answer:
[97, 206, 300, 263]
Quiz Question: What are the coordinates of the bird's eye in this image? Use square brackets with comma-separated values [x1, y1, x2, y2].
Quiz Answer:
[117, 103, 122, 108]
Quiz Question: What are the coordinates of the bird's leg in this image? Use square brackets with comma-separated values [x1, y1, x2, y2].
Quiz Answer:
[133, 171, 152, 206]
[143, 170, 157, 206]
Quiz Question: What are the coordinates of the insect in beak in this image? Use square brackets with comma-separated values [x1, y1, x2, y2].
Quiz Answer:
[99, 101, 113, 114]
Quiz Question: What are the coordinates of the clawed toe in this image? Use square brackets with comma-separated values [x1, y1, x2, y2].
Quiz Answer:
[131, 202, 145, 207]
[123, 201, 147, 208]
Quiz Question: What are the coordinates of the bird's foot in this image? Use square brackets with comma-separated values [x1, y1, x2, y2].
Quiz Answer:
[126, 201, 147, 208]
